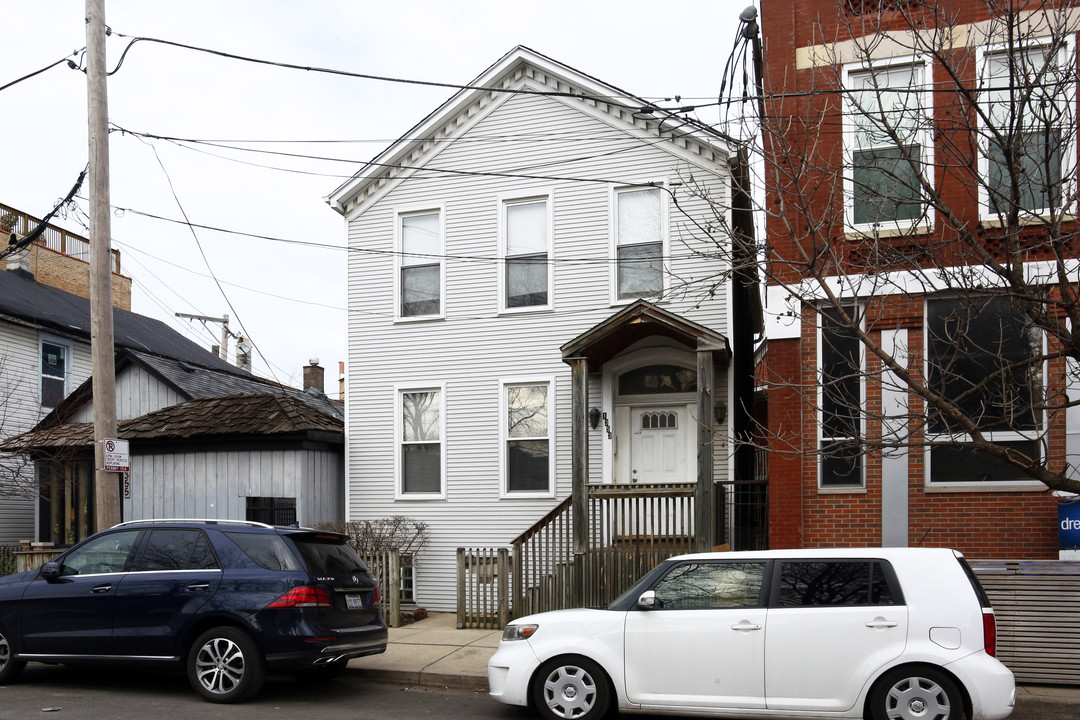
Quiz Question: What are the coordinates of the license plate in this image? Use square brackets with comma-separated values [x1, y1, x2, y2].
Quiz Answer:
[345, 593, 365, 610]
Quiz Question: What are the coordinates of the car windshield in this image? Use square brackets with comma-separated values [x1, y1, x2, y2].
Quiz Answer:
[290, 536, 368, 576]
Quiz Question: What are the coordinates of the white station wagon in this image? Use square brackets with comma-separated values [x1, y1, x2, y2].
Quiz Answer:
[488, 548, 1014, 720]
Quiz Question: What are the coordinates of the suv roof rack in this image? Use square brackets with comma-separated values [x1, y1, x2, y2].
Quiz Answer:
[112, 518, 275, 529]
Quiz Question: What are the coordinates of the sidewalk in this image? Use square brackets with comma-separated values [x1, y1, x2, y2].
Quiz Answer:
[347, 612, 1080, 707]
[347, 612, 498, 689]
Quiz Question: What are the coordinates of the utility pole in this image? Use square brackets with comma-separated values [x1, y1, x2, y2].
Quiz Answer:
[175, 312, 231, 360]
[86, 0, 120, 530]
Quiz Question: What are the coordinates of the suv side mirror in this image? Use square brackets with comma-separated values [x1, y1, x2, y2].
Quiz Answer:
[637, 590, 657, 609]
[39, 562, 61, 582]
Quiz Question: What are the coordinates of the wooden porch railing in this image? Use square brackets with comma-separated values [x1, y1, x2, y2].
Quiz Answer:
[1, 202, 120, 272]
[457, 483, 698, 628]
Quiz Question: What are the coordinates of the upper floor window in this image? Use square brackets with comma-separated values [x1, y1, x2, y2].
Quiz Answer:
[501, 195, 551, 310]
[502, 379, 553, 496]
[397, 386, 444, 498]
[614, 186, 665, 300]
[844, 61, 929, 230]
[398, 210, 443, 319]
[979, 37, 1076, 219]
[819, 306, 864, 489]
[40, 335, 72, 410]
[925, 296, 1044, 486]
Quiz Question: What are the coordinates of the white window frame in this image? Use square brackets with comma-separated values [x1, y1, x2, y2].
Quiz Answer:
[976, 35, 1077, 221]
[842, 56, 933, 234]
[498, 190, 554, 313]
[394, 383, 447, 500]
[922, 296, 1047, 491]
[609, 183, 669, 304]
[39, 332, 73, 411]
[394, 205, 446, 322]
[499, 377, 556, 499]
[816, 305, 866, 491]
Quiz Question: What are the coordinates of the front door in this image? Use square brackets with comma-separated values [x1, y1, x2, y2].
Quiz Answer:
[630, 405, 690, 484]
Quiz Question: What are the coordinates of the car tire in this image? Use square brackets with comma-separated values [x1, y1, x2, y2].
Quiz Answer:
[531, 655, 611, 720]
[0, 625, 26, 684]
[869, 665, 963, 720]
[187, 627, 266, 703]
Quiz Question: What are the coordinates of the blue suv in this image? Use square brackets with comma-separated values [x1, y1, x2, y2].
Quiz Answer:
[0, 519, 387, 702]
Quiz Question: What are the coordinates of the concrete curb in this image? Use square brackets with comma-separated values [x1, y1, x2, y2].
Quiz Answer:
[351, 667, 488, 691]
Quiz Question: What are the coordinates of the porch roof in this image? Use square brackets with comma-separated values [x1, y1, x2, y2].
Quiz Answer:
[560, 300, 730, 367]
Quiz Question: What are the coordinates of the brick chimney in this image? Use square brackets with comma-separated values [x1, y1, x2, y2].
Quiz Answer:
[5, 235, 32, 277]
[303, 358, 325, 393]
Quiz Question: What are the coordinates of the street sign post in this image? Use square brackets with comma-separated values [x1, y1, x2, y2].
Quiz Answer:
[103, 438, 129, 473]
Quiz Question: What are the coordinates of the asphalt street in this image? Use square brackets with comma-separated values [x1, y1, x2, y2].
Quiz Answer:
[0, 663, 1068, 720]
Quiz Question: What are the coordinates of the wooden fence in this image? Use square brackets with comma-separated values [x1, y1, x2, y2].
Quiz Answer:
[0, 546, 14, 577]
[972, 560, 1080, 686]
[362, 549, 402, 628]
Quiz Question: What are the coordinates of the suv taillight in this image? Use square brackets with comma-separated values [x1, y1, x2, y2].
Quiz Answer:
[266, 586, 332, 609]
[373, 585, 381, 605]
[982, 610, 997, 657]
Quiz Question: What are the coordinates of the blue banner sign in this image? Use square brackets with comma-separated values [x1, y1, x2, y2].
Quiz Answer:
[1060, 500, 1080, 549]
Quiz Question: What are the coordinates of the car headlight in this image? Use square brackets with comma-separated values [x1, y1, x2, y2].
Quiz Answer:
[502, 624, 538, 641]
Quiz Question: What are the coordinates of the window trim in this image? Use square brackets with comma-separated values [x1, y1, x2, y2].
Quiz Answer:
[498, 190, 554, 314]
[976, 35, 1077, 221]
[394, 205, 446, 322]
[922, 295, 1047, 490]
[39, 332, 74, 411]
[817, 304, 866, 491]
[609, 182, 669, 304]
[394, 383, 447, 500]
[841, 56, 933, 234]
[499, 376, 556, 499]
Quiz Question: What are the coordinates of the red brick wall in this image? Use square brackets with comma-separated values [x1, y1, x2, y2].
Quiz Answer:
[24, 242, 131, 311]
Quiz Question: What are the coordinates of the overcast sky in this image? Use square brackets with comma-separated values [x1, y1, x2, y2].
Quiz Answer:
[1, 1, 750, 395]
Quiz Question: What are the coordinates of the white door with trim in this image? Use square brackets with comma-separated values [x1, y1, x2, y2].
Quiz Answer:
[630, 405, 689, 484]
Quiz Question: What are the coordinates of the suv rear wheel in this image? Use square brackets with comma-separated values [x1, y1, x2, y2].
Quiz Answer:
[188, 627, 265, 703]
[869, 665, 963, 720]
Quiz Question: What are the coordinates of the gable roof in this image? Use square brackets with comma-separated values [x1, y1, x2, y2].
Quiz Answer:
[0, 268, 240, 374]
[328, 46, 731, 216]
[2, 393, 343, 451]
[561, 300, 730, 366]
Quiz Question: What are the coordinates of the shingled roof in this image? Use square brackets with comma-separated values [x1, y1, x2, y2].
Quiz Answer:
[2, 393, 343, 451]
[0, 268, 241, 374]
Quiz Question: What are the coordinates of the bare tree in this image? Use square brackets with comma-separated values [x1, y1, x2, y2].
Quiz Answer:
[696, 0, 1080, 494]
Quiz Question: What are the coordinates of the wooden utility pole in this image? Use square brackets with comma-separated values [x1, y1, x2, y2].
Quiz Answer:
[175, 312, 230, 359]
[87, 0, 120, 530]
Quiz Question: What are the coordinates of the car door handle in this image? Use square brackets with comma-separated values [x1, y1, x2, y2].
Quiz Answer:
[90, 584, 112, 594]
[186, 582, 211, 592]
[866, 619, 898, 629]
[731, 622, 762, 632]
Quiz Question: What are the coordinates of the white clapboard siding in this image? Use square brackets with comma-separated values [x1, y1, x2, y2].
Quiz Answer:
[345, 85, 732, 610]
[0, 324, 92, 542]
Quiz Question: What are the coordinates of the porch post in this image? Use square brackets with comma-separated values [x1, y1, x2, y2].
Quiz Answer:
[569, 356, 589, 607]
[696, 344, 717, 551]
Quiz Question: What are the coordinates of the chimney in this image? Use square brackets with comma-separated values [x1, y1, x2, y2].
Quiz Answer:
[304, 358, 324, 393]
[338, 361, 345, 402]
[236, 337, 253, 372]
[6, 235, 32, 277]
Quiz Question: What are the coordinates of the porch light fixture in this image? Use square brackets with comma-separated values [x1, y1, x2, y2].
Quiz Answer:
[714, 402, 727, 425]
[588, 407, 601, 430]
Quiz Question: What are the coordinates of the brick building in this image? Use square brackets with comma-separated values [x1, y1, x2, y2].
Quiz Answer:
[759, 0, 1077, 557]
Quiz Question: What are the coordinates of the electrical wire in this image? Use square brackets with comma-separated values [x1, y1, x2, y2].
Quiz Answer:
[0, 50, 84, 93]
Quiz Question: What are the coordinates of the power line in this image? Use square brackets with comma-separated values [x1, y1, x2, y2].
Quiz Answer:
[0, 50, 84, 93]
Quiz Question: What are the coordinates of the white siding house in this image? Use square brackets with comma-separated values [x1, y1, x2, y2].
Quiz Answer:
[330, 47, 740, 611]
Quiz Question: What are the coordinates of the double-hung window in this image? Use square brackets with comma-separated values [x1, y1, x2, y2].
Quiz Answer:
[614, 186, 665, 300]
[501, 379, 553, 496]
[397, 386, 444, 498]
[397, 210, 443, 319]
[40, 334, 72, 410]
[979, 37, 1076, 219]
[925, 296, 1044, 486]
[845, 60, 929, 230]
[819, 306, 864, 489]
[501, 194, 551, 310]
